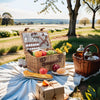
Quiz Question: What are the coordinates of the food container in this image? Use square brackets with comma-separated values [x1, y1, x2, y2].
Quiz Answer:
[73, 44, 100, 77]
[20, 29, 65, 73]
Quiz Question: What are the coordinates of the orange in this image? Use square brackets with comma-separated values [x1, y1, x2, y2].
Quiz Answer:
[35, 51, 42, 57]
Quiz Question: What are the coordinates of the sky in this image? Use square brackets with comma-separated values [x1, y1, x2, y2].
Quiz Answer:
[0, 0, 100, 20]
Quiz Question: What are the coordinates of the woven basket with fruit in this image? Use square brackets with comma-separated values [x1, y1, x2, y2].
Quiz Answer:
[20, 29, 72, 74]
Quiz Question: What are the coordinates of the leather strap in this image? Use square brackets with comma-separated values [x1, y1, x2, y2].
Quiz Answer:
[40, 54, 63, 66]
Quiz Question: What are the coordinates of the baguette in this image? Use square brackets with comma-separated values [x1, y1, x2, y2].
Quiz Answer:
[23, 70, 53, 79]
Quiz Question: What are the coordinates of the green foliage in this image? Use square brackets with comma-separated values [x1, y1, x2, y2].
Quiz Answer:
[0, 45, 23, 55]
[85, 85, 96, 100]
[0, 30, 20, 38]
[55, 29, 62, 32]
[12, 30, 19, 36]
[2, 12, 14, 26]
[0, 16, 2, 25]
[2, 18, 14, 26]
[9, 19, 14, 25]
[8, 46, 19, 53]
[53, 35, 100, 61]
[2, 12, 12, 17]
[18, 45, 23, 50]
[0, 31, 11, 38]
[0, 48, 6, 55]
[83, 0, 100, 6]
[64, 28, 68, 30]
[97, 87, 100, 99]
[49, 29, 54, 33]
[13, 32, 17, 36]
[34, 0, 64, 13]
[83, 0, 100, 28]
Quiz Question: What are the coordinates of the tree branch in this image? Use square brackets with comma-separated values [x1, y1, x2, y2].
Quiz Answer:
[83, 0, 94, 11]
[75, 0, 81, 13]
[95, 5, 100, 12]
[66, 0, 72, 13]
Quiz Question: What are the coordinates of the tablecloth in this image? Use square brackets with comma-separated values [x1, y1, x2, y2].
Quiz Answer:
[0, 61, 100, 100]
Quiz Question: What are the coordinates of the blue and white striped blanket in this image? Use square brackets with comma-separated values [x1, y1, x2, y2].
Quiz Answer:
[0, 62, 99, 100]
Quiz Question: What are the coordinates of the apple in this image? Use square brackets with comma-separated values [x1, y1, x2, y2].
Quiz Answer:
[41, 51, 47, 56]
[52, 64, 60, 72]
[33, 52, 35, 56]
[47, 50, 54, 55]
[39, 67, 48, 74]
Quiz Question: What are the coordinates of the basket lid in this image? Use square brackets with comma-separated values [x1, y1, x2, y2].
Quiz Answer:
[21, 31, 51, 51]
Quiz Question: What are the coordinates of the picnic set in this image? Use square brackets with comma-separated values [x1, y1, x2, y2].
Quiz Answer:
[19, 28, 100, 100]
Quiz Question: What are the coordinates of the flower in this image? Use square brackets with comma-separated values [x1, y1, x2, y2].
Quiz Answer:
[66, 42, 72, 48]
[64, 46, 68, 53]
[55, 42, 72, 54]
[55, 48, 62, 54]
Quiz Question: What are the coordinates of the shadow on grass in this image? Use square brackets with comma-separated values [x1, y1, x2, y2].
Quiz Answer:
[53, 34, 100, 62]
[92, 29, 100, 33]
[70, 73, 100, 99]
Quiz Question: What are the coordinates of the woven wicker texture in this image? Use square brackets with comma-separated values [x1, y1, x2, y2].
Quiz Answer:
[20, 30, 65, 73]
[73, 44, 100, 77]
[22, 31, 51, 51]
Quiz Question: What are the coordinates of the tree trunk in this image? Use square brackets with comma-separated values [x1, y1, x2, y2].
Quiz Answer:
[92, 11, 96, 29]
[66, 0, 80, 38]
[67, 11, 77, 37]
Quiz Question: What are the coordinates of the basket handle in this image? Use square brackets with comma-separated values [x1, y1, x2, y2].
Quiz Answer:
[24, 28, 29, 31]
[83, 44, 100, 60]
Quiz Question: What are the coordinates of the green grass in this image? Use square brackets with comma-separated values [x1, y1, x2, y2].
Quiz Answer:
[0, 25, 100, 99]
[0, 56, 25, 65]
[53, 34, 100, 61]
[53, 34, 100, 99]
[0, 45, 23, 55]
[70, 73, 100, 100]
[0, 36, 20, 42]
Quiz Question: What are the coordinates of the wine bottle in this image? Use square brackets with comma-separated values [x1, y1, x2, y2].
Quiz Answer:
[76, 45, 84, 57]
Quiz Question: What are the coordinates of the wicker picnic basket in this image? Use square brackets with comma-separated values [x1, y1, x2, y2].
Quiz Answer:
[20, 28, 65, 73]
[73, 44, 100, 77]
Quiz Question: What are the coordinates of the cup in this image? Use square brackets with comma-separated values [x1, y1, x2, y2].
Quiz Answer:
[18, 59, 24, 67]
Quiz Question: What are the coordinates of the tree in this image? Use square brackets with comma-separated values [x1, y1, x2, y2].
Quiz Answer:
[79, 17, 90, 25]
[34, 0, 81, 37]
[83, 0, 100, 29]
[96, 19, 100, 24]
[2, 12, 14, 26]
[0, 15, 2, 25]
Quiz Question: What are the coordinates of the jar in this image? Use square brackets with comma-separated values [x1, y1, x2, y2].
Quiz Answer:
[84, 48, 92, 60]
[76, 45, 84, 57]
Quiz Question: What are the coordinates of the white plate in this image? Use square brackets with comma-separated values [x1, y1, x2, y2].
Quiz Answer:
[51, 70, 68, 76]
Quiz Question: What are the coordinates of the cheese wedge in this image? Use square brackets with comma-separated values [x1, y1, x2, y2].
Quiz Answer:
[23, 70, 53, 79]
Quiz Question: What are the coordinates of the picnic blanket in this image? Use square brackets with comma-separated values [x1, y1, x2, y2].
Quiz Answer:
[0, 61, 100, 100]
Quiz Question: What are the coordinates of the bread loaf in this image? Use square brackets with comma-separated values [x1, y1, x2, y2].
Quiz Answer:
[23, 70, 53, 79]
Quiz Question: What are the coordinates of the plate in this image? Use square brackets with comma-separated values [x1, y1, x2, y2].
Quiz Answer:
[51, 70, 68, 76]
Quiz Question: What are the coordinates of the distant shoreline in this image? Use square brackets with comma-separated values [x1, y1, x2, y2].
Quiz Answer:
[14, 18, 69, 24]
[0, 24, 99, 32]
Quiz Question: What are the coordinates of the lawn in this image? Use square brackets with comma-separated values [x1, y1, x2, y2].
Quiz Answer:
[0, 25, 100, 63]
[0, 36, 21, 48]
[1, 25, 100, 49]
[0, 24, 100, 99]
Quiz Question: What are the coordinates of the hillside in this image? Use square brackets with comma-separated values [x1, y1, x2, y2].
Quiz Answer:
[14, 18, 69, 24]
